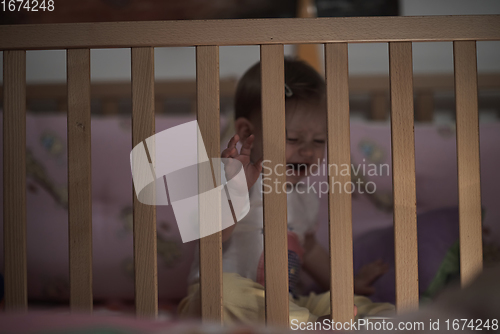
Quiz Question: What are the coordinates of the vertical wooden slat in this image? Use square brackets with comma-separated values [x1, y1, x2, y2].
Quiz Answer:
[67, 49, 93, 312]
[196, 45, 223, 324]
[324, 43, 354, 323]
[388, 42, 419, 313]
[453, 41, 482, 287]
[3, 50, 27, 312]
[415, 90, 434, 122]
[370, 92, 388, 121]
[260, 44, 288, 327]
[131, 47, 157, 318]
[296, 0, 321, 74]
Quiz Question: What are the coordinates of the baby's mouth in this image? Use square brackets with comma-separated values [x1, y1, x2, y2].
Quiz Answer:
[287, 163, 310, 175]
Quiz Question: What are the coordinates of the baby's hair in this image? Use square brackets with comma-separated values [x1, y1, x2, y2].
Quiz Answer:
[234, 57, 326, 121]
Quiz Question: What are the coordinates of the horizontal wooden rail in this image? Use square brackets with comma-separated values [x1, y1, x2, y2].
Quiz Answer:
[0, 15, 499, 50]
[2, 74, 497, 101]
[349, 73, 500, 94]
[0, 79, 237, 100]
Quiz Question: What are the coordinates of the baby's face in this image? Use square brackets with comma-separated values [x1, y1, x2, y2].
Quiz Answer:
[285, 102, 327, 185]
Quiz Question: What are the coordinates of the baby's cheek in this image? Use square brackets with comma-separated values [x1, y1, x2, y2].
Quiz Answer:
[285, 144, 297, 162]
[317, 147, 326, 161]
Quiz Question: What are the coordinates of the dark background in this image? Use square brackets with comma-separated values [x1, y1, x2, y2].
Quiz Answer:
[0, 0, 398, 24]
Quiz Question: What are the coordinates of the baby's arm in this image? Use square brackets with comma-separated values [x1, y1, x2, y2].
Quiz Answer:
[302, 234, 388, 296]
[302, 233, 331, 290]
[220, 134, 262, 243]
[354, 259, 389, 296]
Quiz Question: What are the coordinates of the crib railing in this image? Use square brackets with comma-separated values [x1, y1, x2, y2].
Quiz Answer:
[1, 75, 498, 118]
[2, 15, 499, 327]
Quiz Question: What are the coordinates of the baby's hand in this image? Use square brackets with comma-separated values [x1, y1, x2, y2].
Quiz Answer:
[354, 259, 389, 296]
[221, 134, 263, 191]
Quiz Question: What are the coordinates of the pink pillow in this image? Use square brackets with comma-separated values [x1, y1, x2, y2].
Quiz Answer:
[315, 121, 500, 252]
[0, 113, 229, 303]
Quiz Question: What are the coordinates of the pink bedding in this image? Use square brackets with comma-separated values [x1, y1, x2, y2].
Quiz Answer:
[0, 311, 300, 334]
[0, 114, 499, 305]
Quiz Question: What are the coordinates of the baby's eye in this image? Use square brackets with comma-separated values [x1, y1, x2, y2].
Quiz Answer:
[314, 139, 326, 144]
[287, 138, 298, 143]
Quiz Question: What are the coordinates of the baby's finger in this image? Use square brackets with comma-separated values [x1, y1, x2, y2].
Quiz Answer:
[375, 259, 389, 271]
[226, 134, 239, 149]
[240, 134, 254, 157]
[221, 147, 237, 159]
[254, 157, 264, 173]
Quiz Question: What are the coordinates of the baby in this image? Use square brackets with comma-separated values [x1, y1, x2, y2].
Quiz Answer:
[178, 58, 394, 326]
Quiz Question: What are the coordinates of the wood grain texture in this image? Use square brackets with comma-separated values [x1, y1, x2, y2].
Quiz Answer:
[296, 0, 321, 73]
[324, 43, 354, 323]
[67, 49, 93, 312]
[1, 15, 499, 50]
[3, 50, 27, 312]
[196, 45, 223, 324]
[453, 41, 483, 287]
[388, 42, 419, 313]
[131, 47, 158, 318]
[260, 44, 289, 327]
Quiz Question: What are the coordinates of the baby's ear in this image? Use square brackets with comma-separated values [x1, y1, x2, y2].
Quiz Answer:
[234, 117, 253, 143]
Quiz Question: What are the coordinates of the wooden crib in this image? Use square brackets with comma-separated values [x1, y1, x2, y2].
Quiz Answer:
[0, 78, 239, 116]
[1, 15, 499, 327]
[1, 74, 498, 119]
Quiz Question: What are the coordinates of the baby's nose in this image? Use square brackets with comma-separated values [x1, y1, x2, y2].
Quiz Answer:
[299, 143, 314, 157]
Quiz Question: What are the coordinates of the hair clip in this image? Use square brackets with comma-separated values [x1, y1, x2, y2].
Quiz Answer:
[285, 84, 293, 98]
